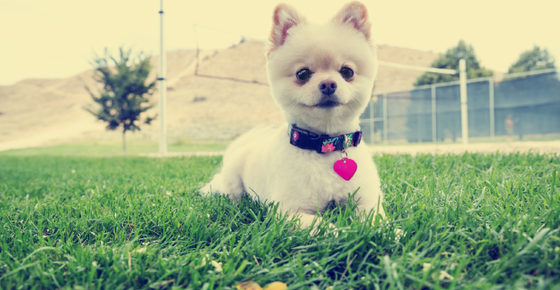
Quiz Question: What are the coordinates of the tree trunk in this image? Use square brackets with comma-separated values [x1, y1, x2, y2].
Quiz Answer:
[122, 129, 126, 155]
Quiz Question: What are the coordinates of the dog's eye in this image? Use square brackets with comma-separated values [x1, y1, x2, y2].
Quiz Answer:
[296, 69, 312, 82]
[340, 67, 354, 80]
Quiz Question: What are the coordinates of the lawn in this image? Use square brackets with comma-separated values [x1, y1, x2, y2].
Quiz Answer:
[0, 153, 559, 289]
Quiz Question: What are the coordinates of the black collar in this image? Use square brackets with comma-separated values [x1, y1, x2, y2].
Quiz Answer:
[288, 124, 362, 154]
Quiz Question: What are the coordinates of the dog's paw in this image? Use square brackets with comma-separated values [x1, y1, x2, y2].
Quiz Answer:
[309, 222, 341, 237]
[199, 183, 215, 196]
[326, 223, 340, 237]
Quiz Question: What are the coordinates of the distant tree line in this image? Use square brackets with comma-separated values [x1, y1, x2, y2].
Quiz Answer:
[415, 41, 556, 86]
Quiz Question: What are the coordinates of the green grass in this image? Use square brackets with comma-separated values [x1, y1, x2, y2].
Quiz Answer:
[0, 142, 228, 156]
[0, 153, 559, 289]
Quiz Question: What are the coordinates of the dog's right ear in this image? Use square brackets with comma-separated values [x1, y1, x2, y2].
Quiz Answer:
[267, 3, 306, 56]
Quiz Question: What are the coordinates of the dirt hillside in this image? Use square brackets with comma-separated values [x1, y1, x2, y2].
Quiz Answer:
[0, 40, 439, 146]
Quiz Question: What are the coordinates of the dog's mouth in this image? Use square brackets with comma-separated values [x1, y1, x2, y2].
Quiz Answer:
[300, 101, 346, 109]
[310, 95, 344, 109]
[315, 99, 341, 108]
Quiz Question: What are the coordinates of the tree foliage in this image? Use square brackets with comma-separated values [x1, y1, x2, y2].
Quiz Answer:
[414, 40, 493, 86]
[508, 46, 556, 74]
[85, 47, 157, 154]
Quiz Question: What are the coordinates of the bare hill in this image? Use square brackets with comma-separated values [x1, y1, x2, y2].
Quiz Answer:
[376, 44, 440, 92]
[0, 40, 440, 147]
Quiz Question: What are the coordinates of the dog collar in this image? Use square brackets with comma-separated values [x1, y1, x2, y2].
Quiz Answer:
[288, 124, 362, 154]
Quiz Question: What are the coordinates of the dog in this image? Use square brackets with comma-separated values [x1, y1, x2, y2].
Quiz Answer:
[201, 1, 385, 230]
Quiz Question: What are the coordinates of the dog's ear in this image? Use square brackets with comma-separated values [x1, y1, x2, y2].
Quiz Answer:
[332, 1, 372, 42]
[267, 3, 306, 54]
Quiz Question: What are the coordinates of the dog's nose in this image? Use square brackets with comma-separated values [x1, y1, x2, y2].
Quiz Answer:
[318, 80, 337, 96]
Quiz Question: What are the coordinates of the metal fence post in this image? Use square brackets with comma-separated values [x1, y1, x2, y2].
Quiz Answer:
[459, 59, 468, 144]
[431, 85, 436, 143]
[369, 97, 374, 144]
[383, 93, 388, 143]
[489, 78, 495, 139]
[417, 106, 421, 143]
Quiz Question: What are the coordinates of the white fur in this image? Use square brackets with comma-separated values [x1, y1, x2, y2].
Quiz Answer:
[201, 2, 385, 228]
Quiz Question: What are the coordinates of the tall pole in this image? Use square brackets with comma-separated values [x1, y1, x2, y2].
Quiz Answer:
[431, 85, 436, 143]
[383, 93, 388, 143]
[489, 78, 495, 139]
[459, 59, 468, 144]
[158, 0, 167, 154]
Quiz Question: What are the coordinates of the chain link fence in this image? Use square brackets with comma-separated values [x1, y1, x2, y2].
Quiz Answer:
[360, 69, 560, 144]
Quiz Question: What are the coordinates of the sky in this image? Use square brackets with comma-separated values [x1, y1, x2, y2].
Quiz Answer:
[1, 0, 559, 86]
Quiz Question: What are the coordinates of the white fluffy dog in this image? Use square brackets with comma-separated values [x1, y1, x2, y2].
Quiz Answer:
[201, 1, 385, 229]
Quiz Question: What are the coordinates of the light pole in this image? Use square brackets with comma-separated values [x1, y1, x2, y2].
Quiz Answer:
[158, 0, 167, 154]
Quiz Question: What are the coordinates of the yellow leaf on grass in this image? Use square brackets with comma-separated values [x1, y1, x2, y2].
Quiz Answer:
[264, 281, 288, 290]
[438, 270, 454, 280]
[235, 281, 263, 290]
[211, 260, 223, 272]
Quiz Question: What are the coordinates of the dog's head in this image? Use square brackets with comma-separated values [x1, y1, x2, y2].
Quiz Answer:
[266, 2, 377, 134]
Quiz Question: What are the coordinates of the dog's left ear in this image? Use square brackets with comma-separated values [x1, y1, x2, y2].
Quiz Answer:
[332, 1, 372, 42]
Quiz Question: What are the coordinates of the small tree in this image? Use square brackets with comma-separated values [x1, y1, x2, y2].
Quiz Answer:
[85, 48, 157, 154]
[414, 40, 493, 86]
[508, 46, 556, 73]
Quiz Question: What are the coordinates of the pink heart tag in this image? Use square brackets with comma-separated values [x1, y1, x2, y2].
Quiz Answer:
[333, 158, 357, 181]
